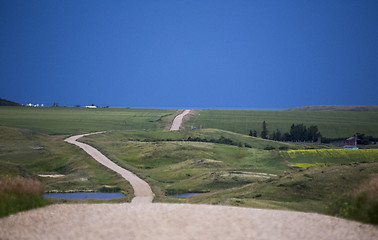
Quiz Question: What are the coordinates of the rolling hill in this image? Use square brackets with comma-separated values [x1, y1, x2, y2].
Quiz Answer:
[285, 105, 378, 112]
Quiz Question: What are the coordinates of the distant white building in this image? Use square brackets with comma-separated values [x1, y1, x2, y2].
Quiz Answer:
[85, 105, 97, 109]
[26, 103, 44, 107]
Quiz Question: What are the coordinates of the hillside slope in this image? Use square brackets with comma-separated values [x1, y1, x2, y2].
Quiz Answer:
[0, 98, 20, 106]
[285, 105, 378, 112]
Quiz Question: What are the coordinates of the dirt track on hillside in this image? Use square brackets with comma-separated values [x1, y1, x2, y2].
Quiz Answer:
[170, 109, 191, 131]
[65, 132, 154, 204]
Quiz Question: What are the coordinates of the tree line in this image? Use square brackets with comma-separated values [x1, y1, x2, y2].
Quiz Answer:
[250, 121, 322, 142]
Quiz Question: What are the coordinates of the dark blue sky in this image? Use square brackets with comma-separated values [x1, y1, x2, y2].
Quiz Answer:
[1, 0, 377, 109]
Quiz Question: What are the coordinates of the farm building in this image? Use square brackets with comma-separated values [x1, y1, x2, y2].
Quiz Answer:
[345, 136, 358, 146]
[85, 105, 97, 109]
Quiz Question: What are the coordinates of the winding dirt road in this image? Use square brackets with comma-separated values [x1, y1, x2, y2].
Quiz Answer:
[170, 109, 191, 131]
[1, 111, 378, 239]
[64, 132, 154, 204]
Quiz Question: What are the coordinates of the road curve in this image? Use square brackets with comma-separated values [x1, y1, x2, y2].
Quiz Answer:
[170, 109, 191, 131]
[64, 132, 154, 204]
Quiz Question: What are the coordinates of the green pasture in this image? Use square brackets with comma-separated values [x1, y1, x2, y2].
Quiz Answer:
[81, 131, 290, 198]
[184, 162, 378, 215]
[83, 130, 378, 224]
[281, 149, 378, 168]
[81, 129, 377, 200]
[0, 106, 175, 135]
[0, 126, 133, 200]
[92, 128, 329, 150]
[189, 110, 378, 139]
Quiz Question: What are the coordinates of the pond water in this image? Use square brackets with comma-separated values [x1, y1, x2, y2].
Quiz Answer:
[174, 193, 204, 198]
[43, 192, 125, 200]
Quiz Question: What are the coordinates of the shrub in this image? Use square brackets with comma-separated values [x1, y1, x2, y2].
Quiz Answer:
[0, 176, 47, 218]
[264, 146, 275, 150]
[326, 177, 378, 224]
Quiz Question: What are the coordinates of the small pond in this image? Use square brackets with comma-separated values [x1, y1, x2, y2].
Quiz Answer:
[43, 192, 125, 200]
[174, 193, 204, 198]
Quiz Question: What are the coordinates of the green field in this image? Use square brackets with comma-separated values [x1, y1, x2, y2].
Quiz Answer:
[0, 107, 175, 135]
[188, 110, 378, 139]
[82, 130, 378, 223]
[80, 130, 290, 198]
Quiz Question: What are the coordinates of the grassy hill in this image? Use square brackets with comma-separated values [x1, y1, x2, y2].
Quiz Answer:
[0, 126, 132, 197]
[285, 105, 378, 112]
[185, 161, 378, 222]
[0, 98, 20, 106]
[80, 130, 291, 198]
[188, 109, 378, 139]
[82, 130, 378, 223]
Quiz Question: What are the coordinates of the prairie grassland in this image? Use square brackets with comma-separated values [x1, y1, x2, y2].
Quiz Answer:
[83, 130, 378, 224]
[0, 107, 175, 134]
[281, 149, 378, 168]
[189, 109, 378, 139]
[0, 126, 133, 199]
[81, 131, 291, 198]
[183, 162, 378, 218]
[326, 176, 378, 224]
[91, 128, 327, 150]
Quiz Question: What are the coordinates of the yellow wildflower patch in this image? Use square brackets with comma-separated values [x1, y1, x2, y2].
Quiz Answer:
[281, 149, 378, 168]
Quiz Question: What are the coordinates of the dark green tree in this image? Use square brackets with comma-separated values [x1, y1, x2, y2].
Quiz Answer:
[290, 124, 307, 142]
[271, 129, 282, 141]
[282, 132, 291, 141]
[261, 121, 268, 139]
[306, 125, 321, 142]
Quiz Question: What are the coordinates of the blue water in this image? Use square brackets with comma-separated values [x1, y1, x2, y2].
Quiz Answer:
[43, 192, 125, 199]
[174, 193, 204, 198]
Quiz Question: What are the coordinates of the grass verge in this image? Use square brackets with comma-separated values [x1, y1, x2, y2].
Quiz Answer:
[0, 176, 48, 218]
[0, 126, 133, 200]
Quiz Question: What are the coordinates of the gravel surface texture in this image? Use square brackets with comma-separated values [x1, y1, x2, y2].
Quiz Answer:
[1, 203, 377, 240]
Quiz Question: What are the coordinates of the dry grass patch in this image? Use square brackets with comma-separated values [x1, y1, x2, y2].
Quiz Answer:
[0, 176, 47, 218]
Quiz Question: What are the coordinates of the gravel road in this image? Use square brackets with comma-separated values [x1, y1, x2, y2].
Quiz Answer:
[170, 109, 191, 131]
[1, 203, 377, 240]
[64, 132, 154, 204]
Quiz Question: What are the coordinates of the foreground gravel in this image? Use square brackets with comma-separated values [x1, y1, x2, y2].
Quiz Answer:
[1, 203, 377, 240]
